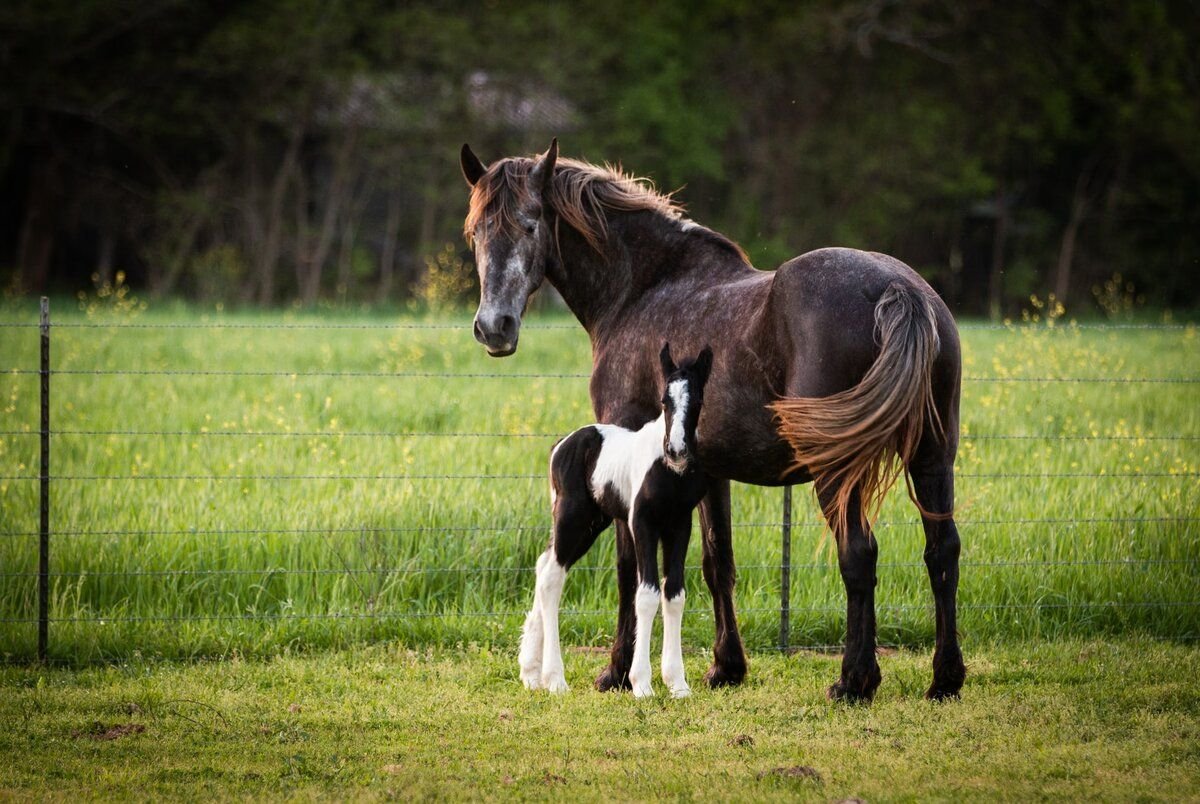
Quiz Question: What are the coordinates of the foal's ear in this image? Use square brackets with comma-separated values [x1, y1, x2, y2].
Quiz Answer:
[694, 345, 714, 385]
[461, 143, 487, 187]
[659, 342, 677, 377]
[529, 137, 558, 197]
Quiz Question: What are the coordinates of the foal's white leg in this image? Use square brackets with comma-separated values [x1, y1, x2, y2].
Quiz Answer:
[629, 582, 660, 698]
[518, 549, 552, 689]
[661, 589, 690, 698]
[536, 549, 570, 693]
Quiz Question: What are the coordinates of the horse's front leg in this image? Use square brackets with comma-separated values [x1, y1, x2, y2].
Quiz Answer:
[698, 478, 747, 687]
[595, 519, 637, 692]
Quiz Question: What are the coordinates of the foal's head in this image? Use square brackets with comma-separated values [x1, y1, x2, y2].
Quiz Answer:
[659, 343, 714, 474]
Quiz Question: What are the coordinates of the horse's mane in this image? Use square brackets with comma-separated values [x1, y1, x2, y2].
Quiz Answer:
[465, 155, 749, 262]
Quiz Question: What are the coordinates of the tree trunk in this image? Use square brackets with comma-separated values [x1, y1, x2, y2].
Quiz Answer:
[335, 173, 373, 301]
[1053, 197, 1085, 304]
[301, 126, 357, 305]
[257, 124, 305, 305]
[16, 155, 58, 294]
[1054, 154, 1100, 305]
[987, 187, 1010, 321]
[95, 230, 116, 286]
[377, 188, 402, 301]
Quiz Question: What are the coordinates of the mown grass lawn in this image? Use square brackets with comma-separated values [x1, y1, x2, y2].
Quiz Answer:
[2, 639, 1198, 801]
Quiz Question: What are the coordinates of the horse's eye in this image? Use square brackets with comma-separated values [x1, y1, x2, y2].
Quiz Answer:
[524, 223, 536, 235]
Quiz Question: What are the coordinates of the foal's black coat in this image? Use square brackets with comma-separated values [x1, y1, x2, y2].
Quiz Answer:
[550, 345, 711, 602]
[520, 345, 712, 697]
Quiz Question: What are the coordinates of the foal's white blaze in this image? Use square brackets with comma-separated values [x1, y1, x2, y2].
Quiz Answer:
[666, 379, 689, 467]
[661, 590, 690, 698]
[630, 582, 661, 698]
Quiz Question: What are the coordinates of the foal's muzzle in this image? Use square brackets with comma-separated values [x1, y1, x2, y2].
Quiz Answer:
[664, 450, 690, 474]
[473, 311, 520, 357]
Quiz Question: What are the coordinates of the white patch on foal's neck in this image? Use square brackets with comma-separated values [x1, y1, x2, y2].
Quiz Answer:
[589, 419, 665, 510]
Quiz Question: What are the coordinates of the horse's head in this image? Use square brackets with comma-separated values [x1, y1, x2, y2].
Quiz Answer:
[658, 343, 714, 474]
[460, 139, 558, 357]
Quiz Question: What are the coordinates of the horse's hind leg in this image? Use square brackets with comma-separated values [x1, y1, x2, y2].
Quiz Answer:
[911, 468, 966, 699]
[519, 548, 551, 689]
[526, 494, 609, 693]
[821, 484, 883, 702]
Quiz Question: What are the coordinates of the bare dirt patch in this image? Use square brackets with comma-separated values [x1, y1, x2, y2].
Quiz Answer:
[72, 722, 146, 741]
[757, 765, 822, 782]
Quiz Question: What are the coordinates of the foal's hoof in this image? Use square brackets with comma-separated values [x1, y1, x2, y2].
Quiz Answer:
[827, 680, 875, 704]
[924, 685, 962, 702]
[594, 665, 632, 693]
[703, 660, 746, 689]
[543, 674, 569, 695]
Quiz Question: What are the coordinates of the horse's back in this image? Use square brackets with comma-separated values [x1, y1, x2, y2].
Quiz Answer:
[767, 247, 959, 398]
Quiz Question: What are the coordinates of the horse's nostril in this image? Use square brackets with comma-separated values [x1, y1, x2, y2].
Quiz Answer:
[473, 318, 487, 344]
[498, 314, 517, 340]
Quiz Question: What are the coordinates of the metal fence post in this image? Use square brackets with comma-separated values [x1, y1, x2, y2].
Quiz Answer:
[780, 484, 791, 651]
[38, 297, 50, 663]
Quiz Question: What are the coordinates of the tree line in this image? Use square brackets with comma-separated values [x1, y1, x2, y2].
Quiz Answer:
[2, 0, 1197, 315]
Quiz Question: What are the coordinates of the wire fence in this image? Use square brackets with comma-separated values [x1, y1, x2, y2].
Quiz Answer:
[1, 301, 1198, 661]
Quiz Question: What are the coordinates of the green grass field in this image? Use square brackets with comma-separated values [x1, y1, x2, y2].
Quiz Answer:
[0, 301, 1197, 663]
[2, 639, 1198, 800]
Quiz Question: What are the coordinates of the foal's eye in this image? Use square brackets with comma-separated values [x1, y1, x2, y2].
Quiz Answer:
[524, 222, 536, 235]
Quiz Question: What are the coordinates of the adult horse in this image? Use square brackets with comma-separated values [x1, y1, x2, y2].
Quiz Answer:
[460, 139, 966, 701]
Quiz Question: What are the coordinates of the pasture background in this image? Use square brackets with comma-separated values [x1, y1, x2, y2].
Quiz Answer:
[0, 301, 1196, 663]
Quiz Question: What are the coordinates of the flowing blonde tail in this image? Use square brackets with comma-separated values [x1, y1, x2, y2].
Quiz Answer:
[769, 282, 946, 539]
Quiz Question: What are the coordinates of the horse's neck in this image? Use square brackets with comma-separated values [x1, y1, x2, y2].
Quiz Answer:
[549, 210, 750, 334]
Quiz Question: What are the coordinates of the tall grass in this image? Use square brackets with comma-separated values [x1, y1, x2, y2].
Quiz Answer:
[0, 302, 1197, 661]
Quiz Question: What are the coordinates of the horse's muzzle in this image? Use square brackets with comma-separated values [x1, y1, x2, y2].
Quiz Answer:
[473, 312, 520, 357]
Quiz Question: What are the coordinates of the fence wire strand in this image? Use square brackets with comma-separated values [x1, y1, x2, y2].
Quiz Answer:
[3, 600, 1198, 626]
[2, 311, 1198, 655]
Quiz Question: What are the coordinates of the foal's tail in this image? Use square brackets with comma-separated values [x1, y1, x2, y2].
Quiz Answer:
[770, 282, 945, 539]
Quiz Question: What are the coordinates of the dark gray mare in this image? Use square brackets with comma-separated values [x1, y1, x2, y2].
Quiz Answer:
[460, 139, 966, 701]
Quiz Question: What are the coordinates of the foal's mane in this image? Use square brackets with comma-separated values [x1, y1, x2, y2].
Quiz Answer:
[465, 155, 749, 262]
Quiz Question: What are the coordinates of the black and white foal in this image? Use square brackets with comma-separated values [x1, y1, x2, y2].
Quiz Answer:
[520, 344, 713, 697]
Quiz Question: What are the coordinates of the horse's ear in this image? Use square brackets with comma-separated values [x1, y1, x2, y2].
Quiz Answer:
[461, 143, 487, 187]
[659, 342, 676, 377]
[694, 345, 714, 385]
[529, 137, 558, 197]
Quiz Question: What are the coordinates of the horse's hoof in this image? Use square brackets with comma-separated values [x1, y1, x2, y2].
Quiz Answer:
[543, 675, 569, 694]
[595, 665, 632, 692]
[924, 685, 962, 702]
[703, 661, 746, 689]
[827, 680, 875, 704]
[669, 685, 692, 699]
